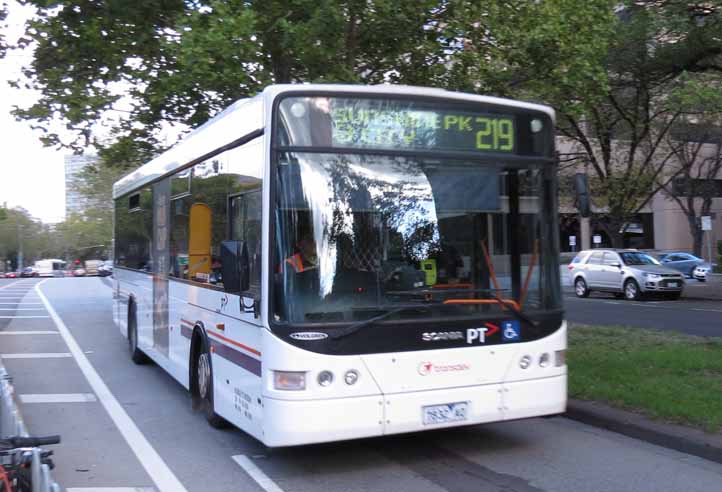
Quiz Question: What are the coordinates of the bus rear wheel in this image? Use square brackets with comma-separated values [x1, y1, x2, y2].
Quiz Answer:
[195, 337, 228, 429]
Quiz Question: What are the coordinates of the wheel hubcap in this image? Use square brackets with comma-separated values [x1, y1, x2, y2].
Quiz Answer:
[198, 353, 210, 399]
[576, 281, 585, 295]
[626, 283, 637, 299]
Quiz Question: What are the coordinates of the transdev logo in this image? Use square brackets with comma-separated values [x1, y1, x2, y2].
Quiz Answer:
[289, 332, 328, 341]
[418, 361, 471, 376]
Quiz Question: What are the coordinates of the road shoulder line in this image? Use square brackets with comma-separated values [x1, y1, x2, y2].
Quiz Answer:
[566, 399, 722, 465]
[232, 455, 286, 492]
[35, 280, 189, 492]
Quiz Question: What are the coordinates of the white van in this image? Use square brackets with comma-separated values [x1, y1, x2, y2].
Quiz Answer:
[34, 259, 67, 277]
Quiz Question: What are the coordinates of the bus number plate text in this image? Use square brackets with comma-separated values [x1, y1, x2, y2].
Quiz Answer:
[422, 402, 469, 425]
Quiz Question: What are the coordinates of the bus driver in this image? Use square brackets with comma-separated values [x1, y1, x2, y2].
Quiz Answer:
[283, 237, 318, 273]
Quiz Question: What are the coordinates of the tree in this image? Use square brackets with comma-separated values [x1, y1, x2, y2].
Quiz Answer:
[9, 0, 445, 168]
[0, 206, 55, 268]
[661, 123, 722, 257]
[447, 1, 722, 247]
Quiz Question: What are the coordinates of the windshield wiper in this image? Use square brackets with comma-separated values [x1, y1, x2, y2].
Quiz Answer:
[329, 304, 434, 340]
[329, 295, 538, 341]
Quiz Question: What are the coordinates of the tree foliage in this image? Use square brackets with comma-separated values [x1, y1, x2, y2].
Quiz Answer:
[6, 1, 722, 251]
[10, 0, 445, 168]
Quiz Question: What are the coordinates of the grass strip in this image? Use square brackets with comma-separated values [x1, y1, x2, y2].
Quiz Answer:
[569, 324, 722, 432]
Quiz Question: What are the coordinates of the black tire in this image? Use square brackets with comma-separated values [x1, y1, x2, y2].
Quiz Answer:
[623, 279, 642, 301]
[574, 277, 590, 298]
[195, 335, 228, 429]
[128, 302, 149, 365]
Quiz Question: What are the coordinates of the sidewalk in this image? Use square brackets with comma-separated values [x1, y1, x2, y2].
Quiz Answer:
[566, 399, 722, 465]
[682, 274, 722, 300]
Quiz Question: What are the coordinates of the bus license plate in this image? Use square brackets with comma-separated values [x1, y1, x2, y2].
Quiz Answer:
[668, 282, 678, 288]
[422, 402, 469, 425]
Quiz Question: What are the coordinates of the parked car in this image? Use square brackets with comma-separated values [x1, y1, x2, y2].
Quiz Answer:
[72, 267, 87, 277]
[657, 252, 711, 282]
[569, 249, 685, 300]
[20, 267, 39, 278]
[97, 261, 113, 277]
[4, 271, 18, 278]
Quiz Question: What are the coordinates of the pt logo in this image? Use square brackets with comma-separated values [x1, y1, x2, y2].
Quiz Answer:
[219, 295, 228, 312]
[466, 323, 500, 344]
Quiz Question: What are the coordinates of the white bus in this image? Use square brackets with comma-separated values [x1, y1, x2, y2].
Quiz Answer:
[112, 84, 566, 447]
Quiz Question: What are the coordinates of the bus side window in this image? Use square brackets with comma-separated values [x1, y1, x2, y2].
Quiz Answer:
[230, 189, 262, 295]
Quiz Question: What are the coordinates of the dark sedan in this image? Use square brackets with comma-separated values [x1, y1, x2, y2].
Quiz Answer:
[658, 252, 711, 281]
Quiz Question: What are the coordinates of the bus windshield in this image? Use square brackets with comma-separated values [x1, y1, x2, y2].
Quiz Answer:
[272, 152, 561, 326]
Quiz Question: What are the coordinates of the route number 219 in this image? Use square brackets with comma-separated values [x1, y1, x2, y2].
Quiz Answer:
[475, 118, 514, 151]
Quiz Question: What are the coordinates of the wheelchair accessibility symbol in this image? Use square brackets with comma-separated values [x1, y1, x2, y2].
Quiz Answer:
[502, 321, 521, 342]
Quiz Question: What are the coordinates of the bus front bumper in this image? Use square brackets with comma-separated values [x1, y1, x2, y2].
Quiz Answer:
[261, 373, 566, 447]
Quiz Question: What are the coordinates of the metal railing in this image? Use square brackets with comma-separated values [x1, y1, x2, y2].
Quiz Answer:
[0, 359, 60, 492]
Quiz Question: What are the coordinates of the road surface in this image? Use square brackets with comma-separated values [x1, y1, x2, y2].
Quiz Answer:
[1, 277, 721, 492]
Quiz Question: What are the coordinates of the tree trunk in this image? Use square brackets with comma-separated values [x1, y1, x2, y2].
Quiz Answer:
[692, 227, 704, 258]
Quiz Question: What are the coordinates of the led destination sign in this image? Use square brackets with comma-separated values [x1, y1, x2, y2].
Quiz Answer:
[278, 97, 541, 155]
[331, 105, 515, 153]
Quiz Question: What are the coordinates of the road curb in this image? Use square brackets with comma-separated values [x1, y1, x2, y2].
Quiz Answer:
[566, 399, 722, 465]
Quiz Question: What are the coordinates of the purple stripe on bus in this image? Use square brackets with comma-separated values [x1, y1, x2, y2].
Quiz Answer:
[210, 339, 262, 377]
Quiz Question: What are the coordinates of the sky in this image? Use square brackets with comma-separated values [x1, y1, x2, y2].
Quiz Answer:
[0, 1, 68, 223]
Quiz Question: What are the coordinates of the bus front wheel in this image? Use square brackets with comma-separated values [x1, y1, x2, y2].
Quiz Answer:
[128, 303, 149, 365]
[194, 336, 228, 429]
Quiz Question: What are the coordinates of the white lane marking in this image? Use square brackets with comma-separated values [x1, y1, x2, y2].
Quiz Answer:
[232, 455, 286, 492]
[0, 331, 58, 335]
[0, 302, 44, 305]
[0, 283, 33, 291]
[20, 393, 98, 403]
[0, 315, 50, 318]
[67, 488, 156, 492]
[0, 308, 47, 311]
[1, 353, 72, 359]
[35, 280, 189, 492]
[691, 308, 722, 313]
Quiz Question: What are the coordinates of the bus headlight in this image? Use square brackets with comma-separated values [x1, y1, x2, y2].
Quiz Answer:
[539, 353, 551, 368]
[273, 371, 306, 391]
[317, 370, 334, 387]
[344, 369, 359, 385]
[519, 355, 532, 369]
[555, 350, 566, 367]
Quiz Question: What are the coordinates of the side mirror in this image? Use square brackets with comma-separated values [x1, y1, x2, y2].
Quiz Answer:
[220, 240, 250, 294]
[610, 262, 621, 268]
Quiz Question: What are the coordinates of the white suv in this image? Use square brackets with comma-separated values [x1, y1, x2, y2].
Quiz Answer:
[569, 249, 685, 301]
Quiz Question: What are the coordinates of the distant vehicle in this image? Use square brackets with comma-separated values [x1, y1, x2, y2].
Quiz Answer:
[0, 272, 5, 278]
[34, 259, 67, 277]
[4, 272, 18, 279]
[570, 249, 685, 300]
[97, 261, 113, 277]
[84, 259, 104, 276]
[72, 267, 87, 277]
[20, 267, 38, 278]
[657, 252, 711, 282]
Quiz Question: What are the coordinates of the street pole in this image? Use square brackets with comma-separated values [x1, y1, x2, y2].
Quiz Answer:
[17, 222, 23, 270]
[708, 230, 713, 265]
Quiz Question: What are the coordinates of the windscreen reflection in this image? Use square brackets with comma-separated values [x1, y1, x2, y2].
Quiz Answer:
[273, 152, 556, 325]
